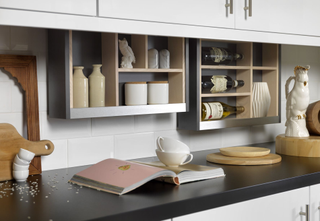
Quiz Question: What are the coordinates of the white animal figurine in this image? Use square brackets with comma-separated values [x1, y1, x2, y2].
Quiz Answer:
[118, 38, 135, 68]
[285, 65, 310, 137]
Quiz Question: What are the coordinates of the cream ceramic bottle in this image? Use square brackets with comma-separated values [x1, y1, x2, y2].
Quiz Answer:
[89, 64, 105, 107]
[73, 66, 88, 108]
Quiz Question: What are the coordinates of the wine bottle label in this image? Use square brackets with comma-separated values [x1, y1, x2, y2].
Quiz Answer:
[210, 75, 228, 93]
[203, 103, 211, 120]
[204, 102, 223, 120]
[210, 47, 227, 63]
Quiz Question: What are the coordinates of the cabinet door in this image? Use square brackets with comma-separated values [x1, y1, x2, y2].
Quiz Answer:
[98, 0, 234, 29]
[235, 0, 320, 36]
[310, 184, 320, 221]
[173, 187, 309, 221]
[0, 0, 97, 16]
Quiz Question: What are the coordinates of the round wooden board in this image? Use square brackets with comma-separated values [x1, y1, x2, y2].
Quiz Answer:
[219, 146, 270, 158]
[206, 153, 282, 166]
[276, 134, 320, 157]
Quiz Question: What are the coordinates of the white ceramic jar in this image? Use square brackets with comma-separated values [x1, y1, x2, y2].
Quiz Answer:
[148, 49, 159, 69]
[89, 64, 105, 107]
[147, 81, 169, 104]
[125, 82, 147, 106]
[73, 66, 88, 108]
[159, 49, 170, 69]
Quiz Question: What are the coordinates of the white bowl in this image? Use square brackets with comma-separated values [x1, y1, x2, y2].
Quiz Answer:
[157, 136, 190, 153]
[18, 148, 35, 162]
[14, 154, 30, 166]
[156, 149, 193, 167]
[13, 162, 29, 171]
[13, 170, 29, 182]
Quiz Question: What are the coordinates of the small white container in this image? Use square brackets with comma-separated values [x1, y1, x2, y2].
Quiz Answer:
[13, 162, 29, 171]
[18, 148, 35, 162]
[159, 49, 170, 69]
[125, 82, 147, 106]
[148, 49, 159, 69]
[13, 170, 29, 182]
[147, 81, 169, 104]
[14, 154, 30, 166]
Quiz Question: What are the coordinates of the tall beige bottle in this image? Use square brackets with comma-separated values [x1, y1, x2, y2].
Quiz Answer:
[73, 66, 88, 108]
[89, 64, 105, 107]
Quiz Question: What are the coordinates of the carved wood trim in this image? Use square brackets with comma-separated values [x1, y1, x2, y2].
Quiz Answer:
[0, 54, 41, 175]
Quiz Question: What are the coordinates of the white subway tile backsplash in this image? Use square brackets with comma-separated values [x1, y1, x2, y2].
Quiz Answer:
[297, 46, 319, 63]
[42, 139, 68, 171]
[0, 26, 10, 50]
[92, 116, 134, 136]
[115, 132, 155, 160]
[0, 68, 12, 81]
[221, 126, 252, 147]
[189, 130, 222, 151]
[38, 82, 47, 112]
[0, 82, 12, 113]
[10, 27, 30, 51]
[41, 113, 91, 140]
[0, 113, 24, 136]
[36, 52, 47, 82]
[68, 136, 114, 167]
[11, 82, 24, 113]
[281, 45, 298, 62]
[134, 113, 176, 132]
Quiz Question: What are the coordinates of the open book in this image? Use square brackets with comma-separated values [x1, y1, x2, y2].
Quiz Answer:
[69, 158, 225, 195]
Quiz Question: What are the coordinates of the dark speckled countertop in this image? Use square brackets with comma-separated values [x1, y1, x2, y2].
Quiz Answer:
[1, 142, 320, 221]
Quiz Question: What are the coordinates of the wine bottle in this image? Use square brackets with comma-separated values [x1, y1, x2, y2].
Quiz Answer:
[202, 47, 243, 65]
[201, 102, 245, 121]
[202, 75, 245, 93]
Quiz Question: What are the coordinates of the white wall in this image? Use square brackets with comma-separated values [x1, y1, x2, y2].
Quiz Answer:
[0, 26, 319, 171]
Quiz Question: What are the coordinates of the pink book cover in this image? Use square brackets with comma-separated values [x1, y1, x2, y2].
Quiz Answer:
[70, 158, 168, 194]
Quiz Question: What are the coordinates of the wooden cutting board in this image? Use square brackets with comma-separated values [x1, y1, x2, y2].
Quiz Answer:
[0, 123, 54, 181]
[219, 146, 270, 158]
[206, 153, 282, 165]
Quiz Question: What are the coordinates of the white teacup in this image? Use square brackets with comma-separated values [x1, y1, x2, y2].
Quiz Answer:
[18, 148, 35, 162]
[13, 162, 29, 171]
[157, 136, 190, 153]
[14, 154, 30, 166]
[156, 149, 193, 167]
[13, 170, 29, 182]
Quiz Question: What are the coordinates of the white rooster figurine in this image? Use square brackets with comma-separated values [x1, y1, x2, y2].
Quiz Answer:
[285, 65, 310, 137]
[119, 38, 135, 68]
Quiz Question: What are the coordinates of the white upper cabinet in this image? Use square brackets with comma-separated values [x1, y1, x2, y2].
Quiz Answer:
[234, 0, 320, 36]
[0, 0, 97, 16]
[98, 0, 235, 29]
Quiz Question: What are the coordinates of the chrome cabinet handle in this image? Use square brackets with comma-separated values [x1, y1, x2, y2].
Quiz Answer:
[225, 0, 233, 14]
[244, 0, 252, 17]
[299, 205, 309, 221]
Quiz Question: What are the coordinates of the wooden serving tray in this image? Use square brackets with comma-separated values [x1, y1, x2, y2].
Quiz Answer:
[206, 153, 281, 166]
[0, 123, 54, 181]
[219, 146, 270, 158]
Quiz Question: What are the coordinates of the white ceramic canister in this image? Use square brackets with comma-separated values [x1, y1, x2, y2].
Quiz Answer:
[73, 66, 88, 108]
[148, 49, 159, 69]
[89, 64, 105, 107]
[159, 49, 170, 69]
[147, 81, 169, 104]
[125, 82, 147, 106]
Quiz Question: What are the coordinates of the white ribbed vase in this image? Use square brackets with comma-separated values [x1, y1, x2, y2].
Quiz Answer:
[252, 82, 271, 118]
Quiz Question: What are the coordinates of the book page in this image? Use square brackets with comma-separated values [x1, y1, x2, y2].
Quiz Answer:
[136, 161, 219, 174]
[75, 159, 167, 189]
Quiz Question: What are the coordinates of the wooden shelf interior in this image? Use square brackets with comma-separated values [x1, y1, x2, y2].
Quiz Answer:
[68, 31, 185, 108]
[199, 40, 279, 122]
